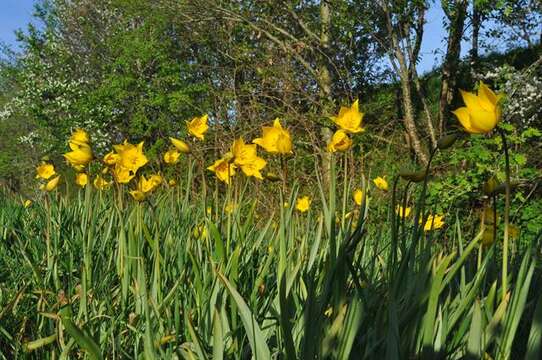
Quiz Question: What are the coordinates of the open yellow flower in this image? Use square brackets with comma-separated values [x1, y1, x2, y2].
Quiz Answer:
[64, 144, 93, 168]
[353, 189, 363, 206]
[232, 137, 257, 163]
[238, 158, 267, 179]
[113, 165, 135, 184]
[93, 175, 111, 190]
[148, 174, 163, 190]
[113, 140, 148, 172]
[129, 190, 146, 202]
[232, 137, 267, 179]
[395, 205, 411, 218]
[130, 174, 162, 200]
[295, 196, 311, 213]
[36, 163, 56, 180]
[103, 151, 120, 166]
[452, 81, 503, 134]
[70, 128, 89, 144]
[40, 176, 60, 192]
[330, 99, 365, 133]
[253, 118, 293, 154]
[327, 129, 352, 152]
[170, 137, 191, 153]
[75, 173, 88, 187]
[207, 157, 236, 184]
[422, 214, 445, 232]
[163, 149, 181, 164]
[373, 176, 388, 191]
[186, 114, 209, 140]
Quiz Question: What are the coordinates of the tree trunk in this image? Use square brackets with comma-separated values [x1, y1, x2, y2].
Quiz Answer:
[379, 0, 429, 165]
[438, 0, 468, 135]
[319, 0, 334, 181]
[471, 0, 480, 69]
[399, 66, 429, 165]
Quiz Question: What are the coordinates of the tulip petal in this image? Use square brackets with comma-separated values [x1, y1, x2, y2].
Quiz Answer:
[478, 81, 498, 106]
[453, 107, 480, 134]
[459, 90, 484, 113]
[469, 108, 498, 133]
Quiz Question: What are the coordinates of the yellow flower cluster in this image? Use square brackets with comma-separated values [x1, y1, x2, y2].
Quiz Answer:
[208, 118, 291, 184]
[36, 162, 60, 192]
[32, 80, 503, 220]
[327, 100, 364, 152]
[64, 129, 93, 172]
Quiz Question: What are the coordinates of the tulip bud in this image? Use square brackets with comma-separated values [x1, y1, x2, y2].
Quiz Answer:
[437, 133, 458, 150]
[222, 151, 234, 162]
[482, 177, 498, 195]
[398, 169, 426, 183]
[264, 172, 282, 182]
[491, 181, 519, 195]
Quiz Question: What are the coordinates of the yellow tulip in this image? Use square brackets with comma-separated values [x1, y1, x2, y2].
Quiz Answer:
[168, 179, 177, 187]
[93, 175, 111, 190]
[232, 137, 257, 164]
[422, 214, 445, 232]
[163, 149, 181, 164]
[170, 137, 191, 153]
[395, 205, 411, 218]
[327, 129, 352, 152]
[353, 189, 363, 206]
[113, 165, 135, 184]
[186, 114, 209, 140]
[295, 196, 311, 213]
[75, 173, 89, 187]
[64, 144, 93, 168]
[207, 157, 236, 184]
[225, 202, 236, 214]
[253, 118, 293, 154]
[148, 174, 163, 190]
[373, 176, 388, 191]
[70, 128, 89, 144]
[193, 223, 208, 239]
[232, 138, 267, 179]
[129, 190, 146, 201]
[330, 99, 365, 134]
[113, 140, 148, 172]
[103, 151, 120, 165]
[36, 163, 56, 180]
[40, 176, 60, 192]
[23, 199, 32, 208]
[452, 81, 503, 134]
[137, 174, 162, 193]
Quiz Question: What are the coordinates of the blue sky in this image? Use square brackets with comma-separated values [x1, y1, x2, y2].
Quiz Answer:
[0, 0, 37, 49]
[0, 0, 465, 74]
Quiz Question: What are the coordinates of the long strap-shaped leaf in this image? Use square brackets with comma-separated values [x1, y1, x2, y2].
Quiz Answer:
[216, 271, 271, 360]
[58, 306, 103, 360]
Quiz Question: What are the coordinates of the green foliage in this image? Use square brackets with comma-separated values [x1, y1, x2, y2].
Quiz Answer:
[1, 158, 541, 358]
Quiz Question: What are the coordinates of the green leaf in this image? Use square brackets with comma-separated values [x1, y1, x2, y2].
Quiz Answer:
[58, 306, 103, 360]
[467, 300, 482, 358]
[216, 271, 271, 360]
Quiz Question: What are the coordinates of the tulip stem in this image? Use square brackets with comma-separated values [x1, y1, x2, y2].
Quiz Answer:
[390, 176, 400, 269]
[498, 128, 511, 302]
